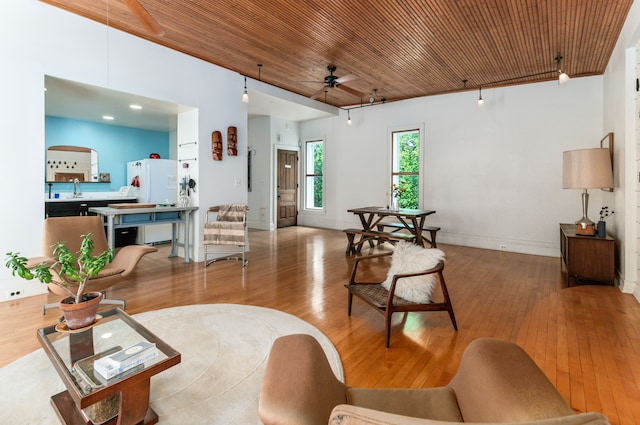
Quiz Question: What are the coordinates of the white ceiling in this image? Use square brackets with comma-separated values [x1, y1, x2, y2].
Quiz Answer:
[45, 76, 335, 133]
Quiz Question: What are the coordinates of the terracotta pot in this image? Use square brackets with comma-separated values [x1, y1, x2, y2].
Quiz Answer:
[59, 292, 103, 330]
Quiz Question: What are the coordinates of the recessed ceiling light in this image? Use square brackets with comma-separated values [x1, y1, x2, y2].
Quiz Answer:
[130, 104, 142, 110]
[102, 115, 114, 120]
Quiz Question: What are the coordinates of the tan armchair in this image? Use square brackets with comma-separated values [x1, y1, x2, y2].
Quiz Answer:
[259, 334, 609, 425]
[33, 216, 157, 314]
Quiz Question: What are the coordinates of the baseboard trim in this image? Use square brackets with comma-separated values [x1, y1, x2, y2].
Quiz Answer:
[436, 231, 559, 257]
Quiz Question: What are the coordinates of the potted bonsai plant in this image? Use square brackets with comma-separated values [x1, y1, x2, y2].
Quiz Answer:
[5, 232, 113, 329]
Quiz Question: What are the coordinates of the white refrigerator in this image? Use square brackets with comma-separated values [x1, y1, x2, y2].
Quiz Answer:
[127, 159, 178, 204]
[126, 159, 178, 244]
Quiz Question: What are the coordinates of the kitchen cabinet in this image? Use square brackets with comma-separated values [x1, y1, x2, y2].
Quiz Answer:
[45, 199, 137, 247]
[559, 223, 615, 286]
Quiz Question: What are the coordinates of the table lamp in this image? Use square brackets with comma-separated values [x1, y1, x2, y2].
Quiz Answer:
[562, 148, 613, 235]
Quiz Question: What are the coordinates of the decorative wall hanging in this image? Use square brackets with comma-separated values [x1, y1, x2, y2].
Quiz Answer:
[227, 126, 238, 156]
[212, 131, 223, 161]
[248, 146, 256, 192]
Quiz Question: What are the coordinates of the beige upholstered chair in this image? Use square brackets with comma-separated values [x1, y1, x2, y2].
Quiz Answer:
[259, 334, 610, 425]
[32, 216, 157, 314]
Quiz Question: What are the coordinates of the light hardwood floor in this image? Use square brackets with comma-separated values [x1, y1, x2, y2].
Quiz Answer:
[1, 226, 639, 424]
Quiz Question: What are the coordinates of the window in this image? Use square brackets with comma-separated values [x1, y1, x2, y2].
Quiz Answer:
[391, 129, 420, 209]
[305, 140, 324, 209]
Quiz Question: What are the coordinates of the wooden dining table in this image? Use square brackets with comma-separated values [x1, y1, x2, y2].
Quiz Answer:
[347, 206, 436, 249]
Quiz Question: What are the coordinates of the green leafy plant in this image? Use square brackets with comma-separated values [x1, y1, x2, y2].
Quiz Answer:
[5, 233, 113, 304]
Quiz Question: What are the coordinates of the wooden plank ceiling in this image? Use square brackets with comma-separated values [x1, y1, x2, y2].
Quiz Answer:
[40, 0, 633, 107]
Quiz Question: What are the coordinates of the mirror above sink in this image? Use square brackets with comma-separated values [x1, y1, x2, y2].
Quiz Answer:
[46, 145, 99, 183]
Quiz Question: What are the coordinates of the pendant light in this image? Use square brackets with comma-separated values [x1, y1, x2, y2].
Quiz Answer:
[242, 76, 249, 103]
[556, 53, 570, 85]
[477, 86, 484, 107]
[347, 109, 352, 125]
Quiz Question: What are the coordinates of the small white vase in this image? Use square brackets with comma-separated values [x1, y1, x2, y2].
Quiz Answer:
[391, 197, 399, 210]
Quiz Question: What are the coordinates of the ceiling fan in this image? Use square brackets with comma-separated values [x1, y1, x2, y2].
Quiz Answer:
[309, 66, 364, 100]
[122, 0, 165, 36]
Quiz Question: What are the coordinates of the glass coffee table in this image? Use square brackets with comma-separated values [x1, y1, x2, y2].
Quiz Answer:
[37, 308, 181, 425]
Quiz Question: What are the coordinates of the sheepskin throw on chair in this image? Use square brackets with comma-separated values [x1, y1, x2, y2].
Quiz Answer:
[381, 242, 446, 303]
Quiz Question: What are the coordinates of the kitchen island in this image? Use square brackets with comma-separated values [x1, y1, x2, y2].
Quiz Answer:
[89, 205, 199, 263]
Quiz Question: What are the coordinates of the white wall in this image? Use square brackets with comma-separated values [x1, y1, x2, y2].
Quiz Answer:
[0, 1, 249, 300]
[247, 117, 272, 229]
[602, 0, 640, 296]
[299, 77, 606, 257]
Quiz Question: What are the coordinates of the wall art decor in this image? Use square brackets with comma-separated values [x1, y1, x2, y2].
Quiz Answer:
[227, 126, 238, 156]
[212, 131, 223, 161]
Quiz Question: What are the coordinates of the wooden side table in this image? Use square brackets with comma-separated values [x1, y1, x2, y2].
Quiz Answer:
[37, 308, 180, 425]
[559, 223, 615, 286]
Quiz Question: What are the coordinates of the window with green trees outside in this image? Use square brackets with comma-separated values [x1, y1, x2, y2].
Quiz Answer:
[305, 140, 324, 209]
[391, 129, 420, 209]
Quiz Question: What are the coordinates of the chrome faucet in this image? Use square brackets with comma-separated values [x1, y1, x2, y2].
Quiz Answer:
[73, 178, 82, 198]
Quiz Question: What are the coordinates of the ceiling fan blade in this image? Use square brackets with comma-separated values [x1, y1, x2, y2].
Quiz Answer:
[310, 86, 329, 100]
[336, 84, 365, 98]
[335, 73, 359, 84]
[123, 0, 165, 36]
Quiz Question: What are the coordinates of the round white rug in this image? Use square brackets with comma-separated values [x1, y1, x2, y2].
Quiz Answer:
[0, 304, 343, 424]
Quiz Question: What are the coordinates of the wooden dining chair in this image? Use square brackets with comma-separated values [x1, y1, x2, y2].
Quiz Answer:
[345, 244, 457, 347]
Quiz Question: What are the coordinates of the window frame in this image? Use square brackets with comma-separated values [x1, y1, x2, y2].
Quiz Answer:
[389, 125, 425, 209]
[304, 138, 325, 211]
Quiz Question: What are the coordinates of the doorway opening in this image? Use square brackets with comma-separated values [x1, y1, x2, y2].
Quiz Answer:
[277, 149, 298, 228]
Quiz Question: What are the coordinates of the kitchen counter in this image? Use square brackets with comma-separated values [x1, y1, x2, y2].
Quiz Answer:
[45, 195, 137, 202]
[44, 197, 141, 247]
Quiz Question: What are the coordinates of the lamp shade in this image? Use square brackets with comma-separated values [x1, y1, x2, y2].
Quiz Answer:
[562, 148, 613, 189]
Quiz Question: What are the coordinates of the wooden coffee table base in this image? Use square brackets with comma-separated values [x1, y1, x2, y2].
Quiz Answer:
[51, 390, 158, 425]
[38, 309, 180, 425]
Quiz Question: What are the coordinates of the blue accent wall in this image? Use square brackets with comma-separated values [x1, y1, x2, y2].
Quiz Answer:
[45, 116, 170, 194]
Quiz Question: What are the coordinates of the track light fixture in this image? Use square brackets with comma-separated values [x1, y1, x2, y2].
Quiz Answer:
[556, 53, 570, 85]
[342, 93, 391, 119]
[242, 76, 249, 103]
[471, 53, 570, 106]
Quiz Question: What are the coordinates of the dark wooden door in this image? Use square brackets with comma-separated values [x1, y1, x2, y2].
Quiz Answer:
[277, 149, 298, 228]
